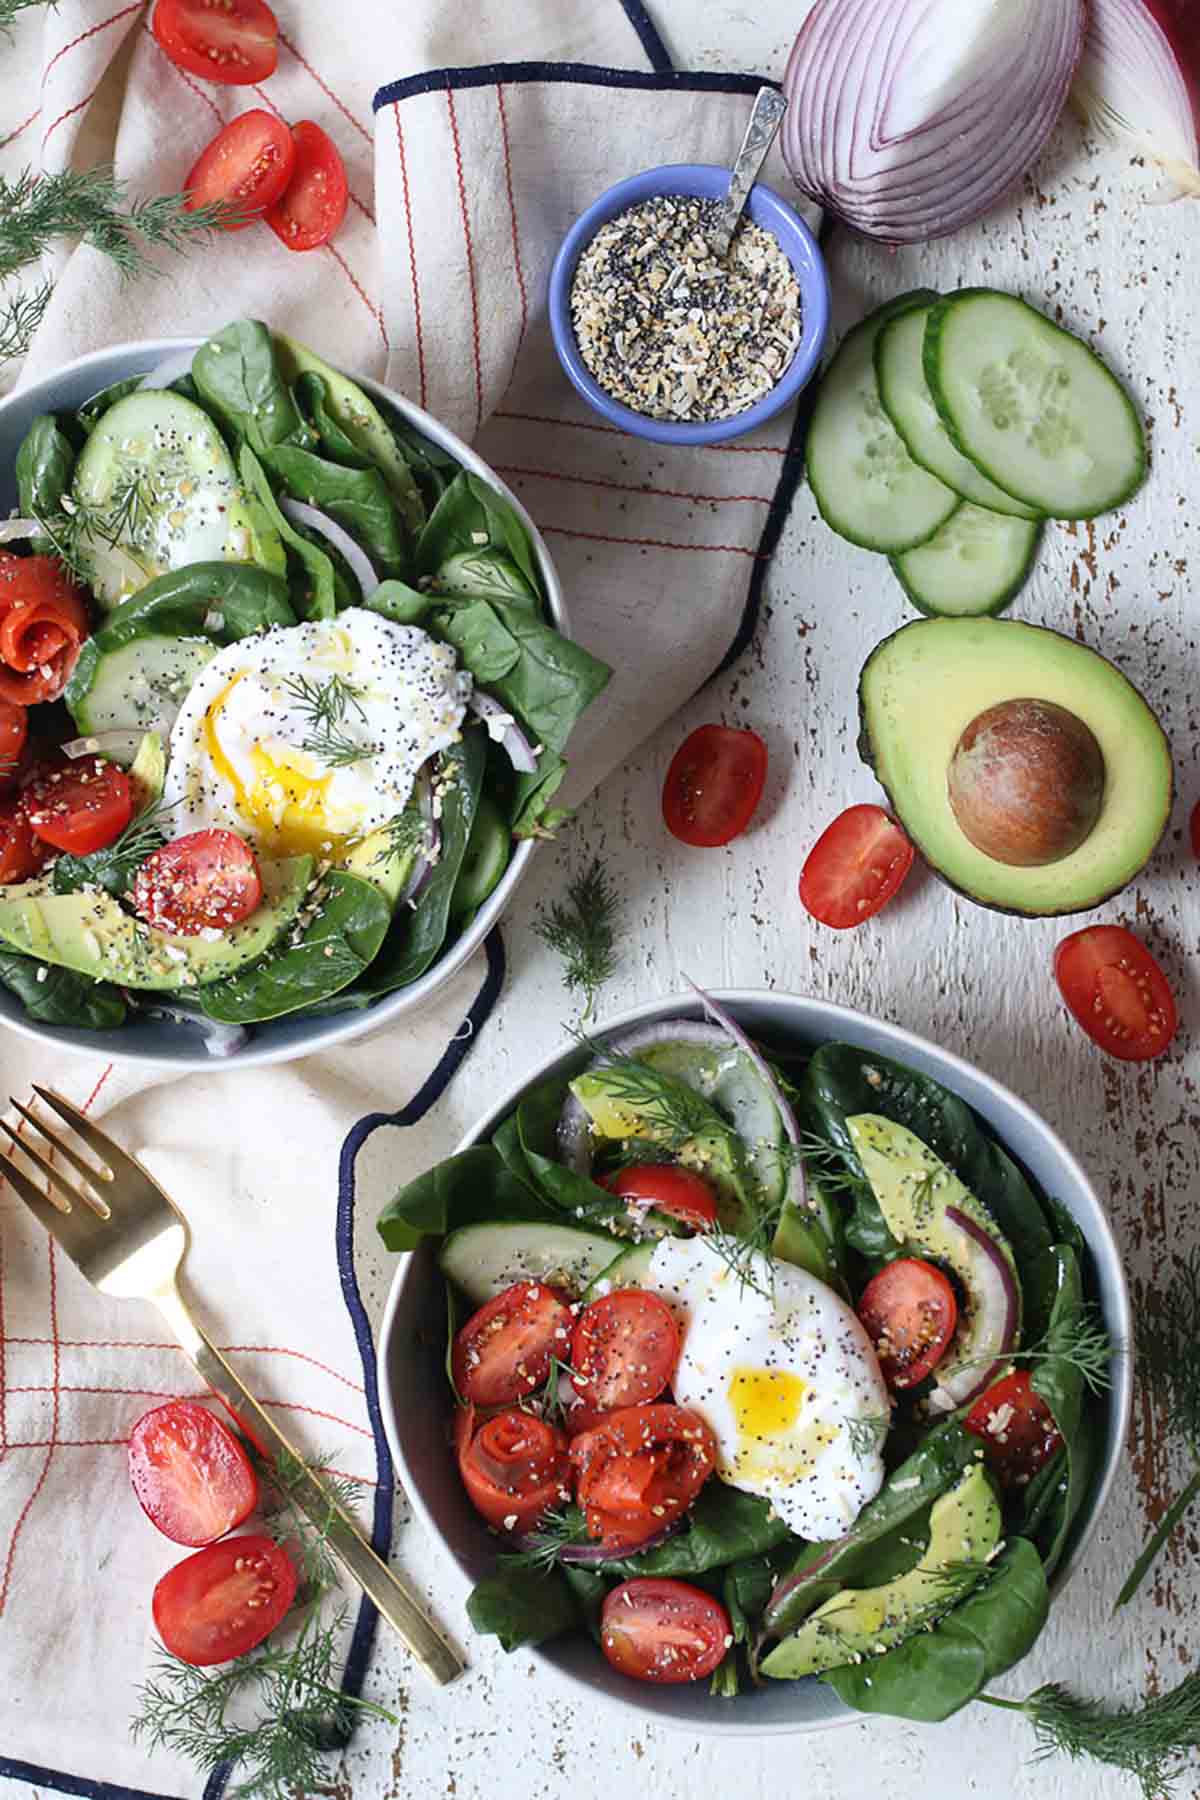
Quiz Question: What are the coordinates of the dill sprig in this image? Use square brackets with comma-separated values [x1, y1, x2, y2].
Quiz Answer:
[0, 277, 52, 365]
[533, 857, 620, 1021]
[0, 167, 236, 284]
[52, 794, 177, 899]
[35, 470, 158, 583]
[1113, 1247, 1200, 1608]
[844, 1411, 891, 1458]
[499, 1505, 590, 1574]
[0, 0, 56, 35]
[982, 1675, 1200, 1800]
[280, 673, 372, 769]
[131, 1450, 392, 1800]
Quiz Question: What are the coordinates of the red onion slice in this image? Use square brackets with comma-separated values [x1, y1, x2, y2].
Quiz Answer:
[468, 690, 539, 774]
[137, 348, 198, 390]
[1075, 0, 1200, 197]
[512, 1515, 684, 1567]
[279, 496, 378, 600]
[929, 1205, 1021, 1411]
[782, 0, 1086, 243]
[685, 980, 807, 1214]
[0, 518, 40, 544]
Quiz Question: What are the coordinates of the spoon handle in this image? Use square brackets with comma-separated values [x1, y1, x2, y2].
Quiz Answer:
[708, 86, 788, 261]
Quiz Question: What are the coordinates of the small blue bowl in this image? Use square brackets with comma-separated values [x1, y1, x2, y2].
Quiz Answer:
[549, 162, 830, 447]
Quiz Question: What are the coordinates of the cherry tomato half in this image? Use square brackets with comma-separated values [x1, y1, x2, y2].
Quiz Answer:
[184, 110, 296, 227]
[128, 1400, 259, 1546]
[151, 0, 278, 86]
[24, 756, 132, 856]
[569, 1403, 717, 1549]
[601, 1578, 731, 1684]
[601, 1164, 718, 1232]
[662, 725, 768, 848]
[265, 121, 348, 253]
[1054, 924, 1178, 1063]
[800, 804, 914, 929]
[0, 797, 46, 884]
[451, 1281, 574, 1409]
[457, 1408, 570, 1535]
[858, 1258, 958, 1391]
[152, 1534, 297, 1666]
[964, 1369, 1063, 1488]
[571, 1291, 679, 1419]
[132, 830, 263, 936]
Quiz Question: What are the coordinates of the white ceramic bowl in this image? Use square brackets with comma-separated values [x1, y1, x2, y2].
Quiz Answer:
[380, 988, 1132, 1735]
[0, 338, 567, 1069]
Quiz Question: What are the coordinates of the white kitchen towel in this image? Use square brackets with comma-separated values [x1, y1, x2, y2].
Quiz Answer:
[0, 2, 815, 1791]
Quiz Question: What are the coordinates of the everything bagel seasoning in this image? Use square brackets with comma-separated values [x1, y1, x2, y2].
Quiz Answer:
[569, 194, 802, 423]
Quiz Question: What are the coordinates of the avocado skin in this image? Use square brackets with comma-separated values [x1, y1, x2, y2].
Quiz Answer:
[857, 617, 1173, 918]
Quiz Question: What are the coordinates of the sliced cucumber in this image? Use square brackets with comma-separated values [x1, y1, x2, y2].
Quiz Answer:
[807, 291, 959, 554]
[438, 1220, 620, 1305]
[582, 1240, 656, 1302]
[875, 305, 1040, 521]
[68, 634, 217, 735]
[925, 290, 1147, 520]
[72, 390, 283, 607]
[891, 504, 1042, 618]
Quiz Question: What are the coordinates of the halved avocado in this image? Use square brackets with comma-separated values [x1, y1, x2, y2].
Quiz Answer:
[859, 617, 1172, 915]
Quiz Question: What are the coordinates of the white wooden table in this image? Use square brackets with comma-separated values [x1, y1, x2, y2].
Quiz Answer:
[311, 7, 1200, 1796]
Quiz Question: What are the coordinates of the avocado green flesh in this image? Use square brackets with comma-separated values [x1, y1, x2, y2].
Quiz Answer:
[340, 828, 414, 906]
[760, 1463, 1001, 1678]
[859, 617, 1172, 915]
[0, 855, 313, 991]
[846, 1113, 1020, 1400]
[569, 1067, 745, 1225]
[128, 732, 166, 803]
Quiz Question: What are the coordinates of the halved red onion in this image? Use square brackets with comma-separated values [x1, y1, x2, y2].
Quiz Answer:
[928, 1206, 1021, 1411]
[782, 0, 1086, 243]
[1075, 0, 1200, 197]
[138, 348, 198, 390]
[686, 980, 806, 1214]
[0, 518, 40, 544]
[763, 1540, 842, 1633]
[279, 496, 378, 599]
[468, 690, 538, 774]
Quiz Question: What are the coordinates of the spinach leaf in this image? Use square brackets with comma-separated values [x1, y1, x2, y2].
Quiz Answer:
[76, 374, 147, 437]
[416, 471, 541, 601]
[560, 1564, 608, 1643]
[612, 1485, 793, 1579]
[1030, 1242, 1094, 1576]
[764, 1419, 978, 1637]
[263, 444, 408, 576]
[200, 871, 390, 1024]
[365, 579, 432, 626]
[239, 445, 336, 621]
[466, 1564, 579, 1653]
[374, 401, 459, 508]
[329, 730, 485, 1003]
[192, 320, 302, 453]
[824, 1537, 1048, 1723]
[803, 1044, 1054, 1297]
[16, 414, 74, 524]
[377, 1145, 555, 1253]
[480, 600, 611, 755]
[434, 599, 520, 684]
[65, 562, 294, 716]
[724, 1550, 792, 1649]
[515, 1077, 628, 1227]
[511, 749, 570, 840]
[438, 549, 538, 606]
[0, 951, 126, 1029]
[294, 371, 371, 468]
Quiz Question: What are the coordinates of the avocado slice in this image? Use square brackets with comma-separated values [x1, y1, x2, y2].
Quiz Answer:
[859, 616, 1172, 915]
[0, 855, 313, 991]
[129, 732, 166, 805]
[847, 1114, 1020, 1408]
[760, 1462, 1001, 1679]
[570, 1067, 748, 1223]
[341, 828, 415, 906]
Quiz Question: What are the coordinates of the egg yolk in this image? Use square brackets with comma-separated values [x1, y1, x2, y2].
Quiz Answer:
[203, 674, 352, 859]
[728, 1366, 807, 1440]
[727, 1365, 839, 1485]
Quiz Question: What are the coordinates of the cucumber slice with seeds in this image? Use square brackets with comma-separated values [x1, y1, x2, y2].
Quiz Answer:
[807, 291, 959, 554]
[891, 504, 1043, 618]
[924, 291, 1146, 520]
[875, 305, 1040, 521]
[439, 1220, 622, 1306]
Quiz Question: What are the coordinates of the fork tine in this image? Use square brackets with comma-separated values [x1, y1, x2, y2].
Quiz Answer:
[29, 1085, 172, 1225]
[0, 1147, 106, 1267]
[0, 1119, 108, 1216]
[8, 1097, 112, 1198]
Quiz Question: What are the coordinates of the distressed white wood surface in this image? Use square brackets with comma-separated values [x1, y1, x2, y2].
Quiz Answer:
[336, 10, 1200, 1799]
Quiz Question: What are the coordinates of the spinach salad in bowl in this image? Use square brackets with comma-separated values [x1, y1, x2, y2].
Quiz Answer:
[379, 992, 1112, 1716]
[0, 320, 609, 1051]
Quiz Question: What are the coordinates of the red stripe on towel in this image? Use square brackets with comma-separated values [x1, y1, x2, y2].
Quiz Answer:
[392, 103, 427, 408]
[446, 87, 483, 435]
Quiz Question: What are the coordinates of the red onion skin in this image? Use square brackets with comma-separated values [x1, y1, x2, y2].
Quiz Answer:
[929, 1204, 1021, 1410]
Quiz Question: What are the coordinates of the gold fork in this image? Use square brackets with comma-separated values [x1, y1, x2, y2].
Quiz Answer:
[0, 1084, 463, 1687]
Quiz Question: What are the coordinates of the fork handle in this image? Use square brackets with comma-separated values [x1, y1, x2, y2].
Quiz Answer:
[154, 1285, 464, 1687]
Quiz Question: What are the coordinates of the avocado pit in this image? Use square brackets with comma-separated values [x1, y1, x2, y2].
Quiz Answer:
[947, 698, 1105, 868]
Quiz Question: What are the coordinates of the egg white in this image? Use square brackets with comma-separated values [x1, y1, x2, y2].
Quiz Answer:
[645, 1236, 890, 1541]
[161, 608, 472, 860]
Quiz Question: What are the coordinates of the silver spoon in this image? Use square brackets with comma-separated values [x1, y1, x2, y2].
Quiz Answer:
[708, 86, 789, 262]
